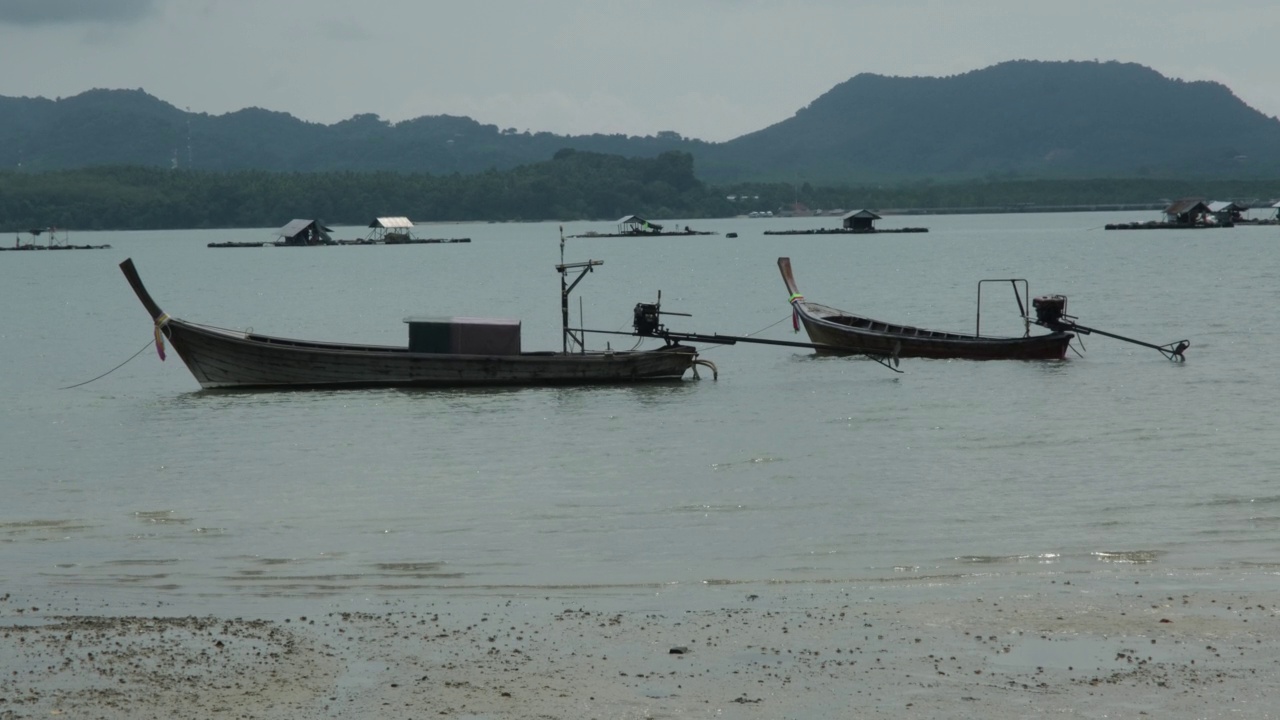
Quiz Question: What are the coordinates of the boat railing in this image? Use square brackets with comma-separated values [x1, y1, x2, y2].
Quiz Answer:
[976, 279, 1030, 337]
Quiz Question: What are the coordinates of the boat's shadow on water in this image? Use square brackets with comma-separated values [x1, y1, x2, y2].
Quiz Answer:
[160, 378, 703, 408]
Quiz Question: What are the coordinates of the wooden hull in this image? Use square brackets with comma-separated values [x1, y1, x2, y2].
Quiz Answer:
[778, 258, 1072, 361]
[160, 320, 698, 389]
[121, 259, 698, 390]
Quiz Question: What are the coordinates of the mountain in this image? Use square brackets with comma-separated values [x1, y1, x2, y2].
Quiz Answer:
[706, 60, 1280, 182]
[0, 88, 705, 174]
[2, 60, 1279, 182]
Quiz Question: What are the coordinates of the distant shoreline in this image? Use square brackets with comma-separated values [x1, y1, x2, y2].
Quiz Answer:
[10, 204, 1280, 235]
[754, 203, 1169, 219]
[878, 202, 1168, 215]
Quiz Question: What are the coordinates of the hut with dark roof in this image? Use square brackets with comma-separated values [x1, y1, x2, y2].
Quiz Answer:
[277, 219, 333, 246]
[1163, 199, 1212, 227]
[841, 209, 882, 232]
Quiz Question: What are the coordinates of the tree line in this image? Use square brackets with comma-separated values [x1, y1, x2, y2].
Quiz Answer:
[1, 151, 1276, 232]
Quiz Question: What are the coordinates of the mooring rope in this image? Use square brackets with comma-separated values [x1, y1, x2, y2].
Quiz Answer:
[698, 313, 792, 354]
[746, 313, 793, 337]
[60, 336, 157, 390]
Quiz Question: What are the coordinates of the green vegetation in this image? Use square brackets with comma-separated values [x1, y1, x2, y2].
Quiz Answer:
[711, 60, 1280, 183]
[0, 89, 702, 176]
[5, 60, 1280, 186]
[2, 154, 1276, 232]
[0, 151, 716, 230]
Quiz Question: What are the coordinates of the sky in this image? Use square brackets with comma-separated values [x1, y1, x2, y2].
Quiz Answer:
[1, 0, 1278, 143]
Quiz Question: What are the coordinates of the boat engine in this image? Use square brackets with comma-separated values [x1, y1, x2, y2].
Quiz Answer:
[1032, 294, 1069, 330]
[633, 302, 663, 336]
[1030, 293, 1189, 361]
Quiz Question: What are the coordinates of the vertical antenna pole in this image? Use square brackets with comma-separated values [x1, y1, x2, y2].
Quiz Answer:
[560, 227, 568, 352]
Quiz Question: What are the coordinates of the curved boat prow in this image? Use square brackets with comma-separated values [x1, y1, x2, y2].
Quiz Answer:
[778, 257, 801, 298]
[119, 258, 166, 321]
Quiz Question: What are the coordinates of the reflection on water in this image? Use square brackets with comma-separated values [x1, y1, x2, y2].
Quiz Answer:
[162, 376, 702, 408]
[996, 635, 1182, 671]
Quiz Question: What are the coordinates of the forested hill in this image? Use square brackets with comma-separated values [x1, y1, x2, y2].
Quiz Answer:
[0, 89, 705, 175]
[706, 60, 1280, 182]
[3, 60, 1280, 183]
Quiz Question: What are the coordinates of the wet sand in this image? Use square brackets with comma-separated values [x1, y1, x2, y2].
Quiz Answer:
[3, 575, 1280, 719]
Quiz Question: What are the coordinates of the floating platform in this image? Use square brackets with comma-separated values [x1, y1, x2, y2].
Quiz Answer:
[1104, 222, 1232, 231]
[208, 238, 471, 248]
[337, 237, 471, 245]
[1, 243, 111, 251]
[763, 227, 928, 236]
[568, 231, 718, 239]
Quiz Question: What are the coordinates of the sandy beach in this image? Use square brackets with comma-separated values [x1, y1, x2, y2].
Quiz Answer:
[4, 571, 1280, 719]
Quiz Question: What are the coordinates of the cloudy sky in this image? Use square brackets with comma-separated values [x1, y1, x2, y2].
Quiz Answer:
[2, 0, 1277, 142]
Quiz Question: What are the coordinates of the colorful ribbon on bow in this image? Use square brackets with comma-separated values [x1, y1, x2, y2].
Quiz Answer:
[154, 313, 170, 361]
[788, 294, 804, 332]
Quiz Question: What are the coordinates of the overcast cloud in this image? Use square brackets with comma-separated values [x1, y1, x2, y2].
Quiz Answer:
[0, 0, 1276, 142]
[0, 0, 157, 26]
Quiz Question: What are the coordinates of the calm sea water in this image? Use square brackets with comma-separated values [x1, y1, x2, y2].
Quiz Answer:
[2, 212, 1278, 613]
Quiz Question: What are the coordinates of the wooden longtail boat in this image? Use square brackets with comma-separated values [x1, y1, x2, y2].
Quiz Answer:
[778, 257, 1073, 360]
[119, 258, 701, 390]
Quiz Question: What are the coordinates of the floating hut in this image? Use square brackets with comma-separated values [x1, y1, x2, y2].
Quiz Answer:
[763, 209, 928, 235]
[1207, 201, 1246, 226]
[277, 219, 333, 246]
[349, 217, 469, 244]
[618, 215, 662, 235]
[842, 209, 882, 231]
[1164, 199, 1212, 227]
[211, 217, 470, 248]
[1, 226, 110, 251]
[367, 216, 415, 242]
[1105, 198, 1233, 230]
[567, 215, 715, 238]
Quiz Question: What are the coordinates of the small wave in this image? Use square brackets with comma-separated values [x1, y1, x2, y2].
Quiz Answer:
[956, 553, 1061, 564]
[711, 456, 783, 470]
[372, 562, 447, 573]
[1, 518, 79, 529]
[137, 515, 193, 525]
[0, 518, 93, 536]
[671, 504, 751, 514]
[1236, 560, 1280, 571]
[1196, 495, 1280, 508]
[1092, 550, 1162, 564]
